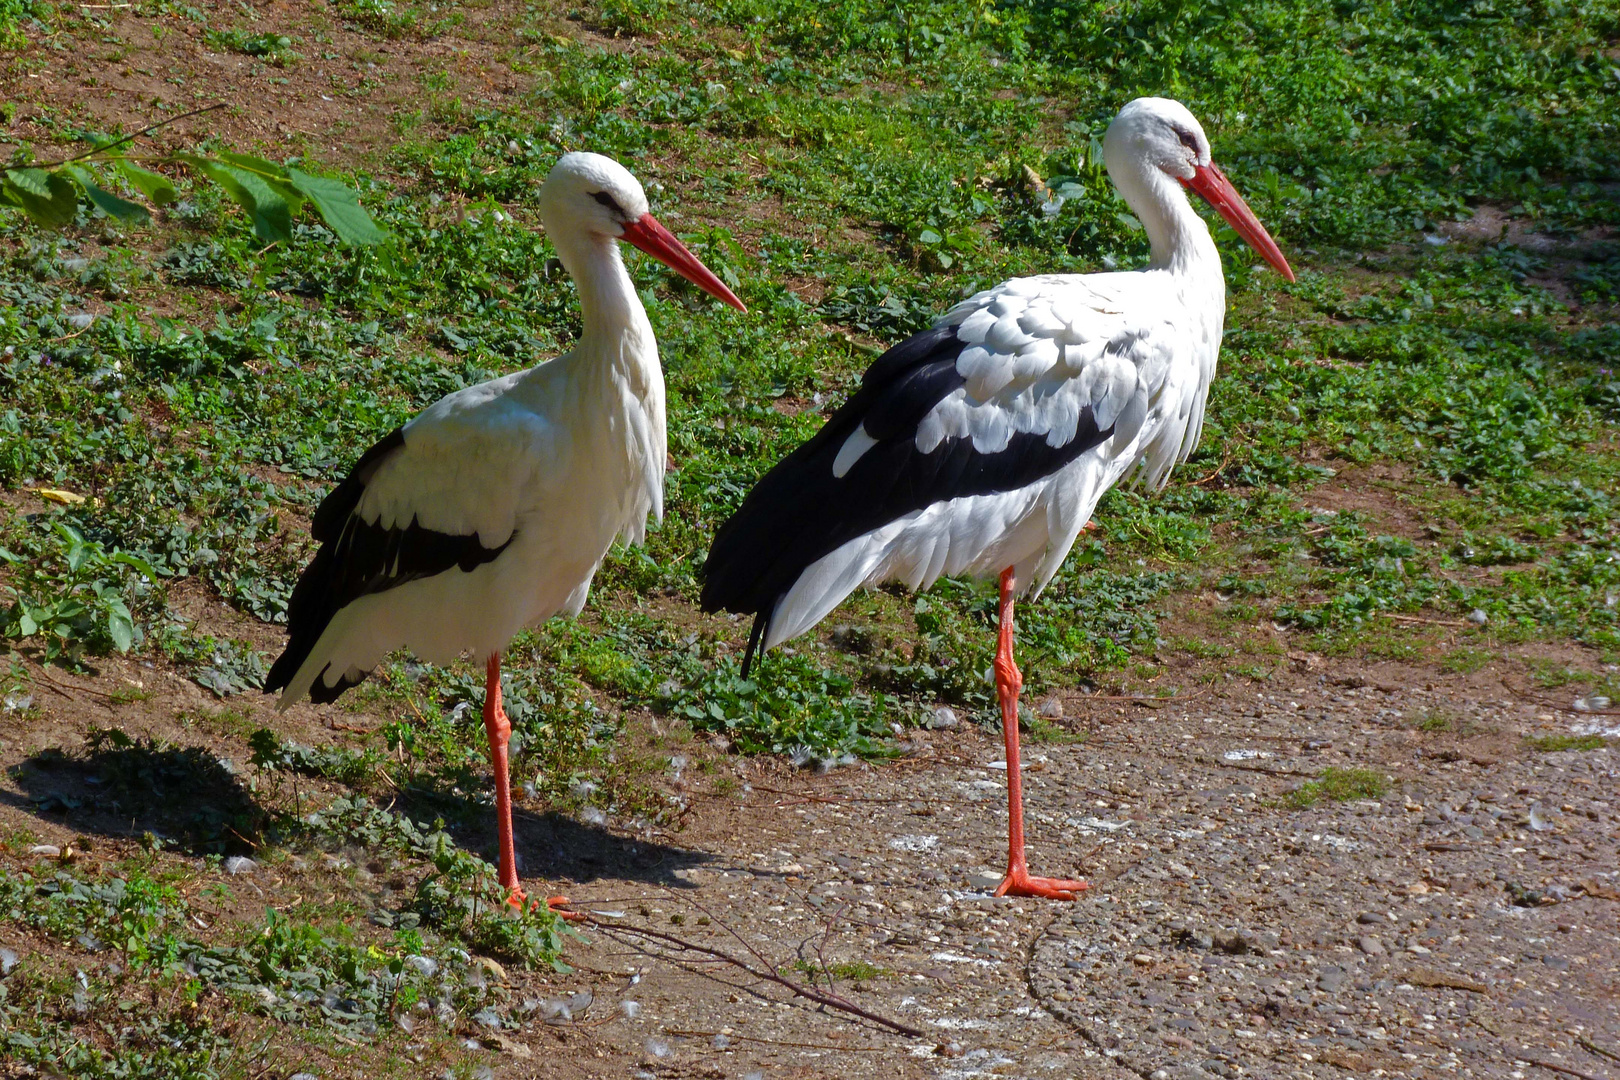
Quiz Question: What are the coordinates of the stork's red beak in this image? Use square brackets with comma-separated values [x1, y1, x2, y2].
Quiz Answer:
[619, 213, 747, 312]
[1182, 162, 1296, 283]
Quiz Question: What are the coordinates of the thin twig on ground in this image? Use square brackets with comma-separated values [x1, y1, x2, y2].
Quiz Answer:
[31, 103, 228, 168]
[1524, 1057, 1611, 1080]
[580, 914, 924, 1038]
[1580, 1040, 1620, 1065]
[1381, 612, 1469, 627]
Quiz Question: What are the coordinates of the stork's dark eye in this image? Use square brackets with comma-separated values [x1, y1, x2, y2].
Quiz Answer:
[1176, 129, 1200, 151]
[591, 191, 626, 218]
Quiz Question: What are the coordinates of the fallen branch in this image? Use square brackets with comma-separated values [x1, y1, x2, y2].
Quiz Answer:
[1380, 612, 1469, 627]
[581, 916, 924, 1038]
[1524, 1056, 1611, 1080]
[1579, 1039, 1620, 1065]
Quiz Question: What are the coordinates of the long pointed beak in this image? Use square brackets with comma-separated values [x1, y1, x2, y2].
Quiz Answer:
[1182, 162, 1296, 283]
[618, 213, 747, 312]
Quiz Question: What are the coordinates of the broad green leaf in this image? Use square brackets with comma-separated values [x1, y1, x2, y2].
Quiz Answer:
[287, 166, 388, 245]
[3, 169, 80, 227]
[181, 155, 295, 244]
[216, 150, 291, 181]
[116, 161, 178, 205]
[217, 151, 302, 208]
[66, 166, 152, 224]
[107, 608, 134, 653]
[5, 167, 52, 197]
[111, 551, 163, 581]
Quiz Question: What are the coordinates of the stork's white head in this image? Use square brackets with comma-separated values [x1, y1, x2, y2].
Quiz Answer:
[539, 152, 652, 240]
[538, 152, 745, 311]
[1103, 97, 1211, 183]
[1103, 97, 1294, 282]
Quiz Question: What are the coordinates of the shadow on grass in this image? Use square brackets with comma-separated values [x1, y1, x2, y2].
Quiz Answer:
[5, 728, 264, 855]
[392, 785, 713, 891]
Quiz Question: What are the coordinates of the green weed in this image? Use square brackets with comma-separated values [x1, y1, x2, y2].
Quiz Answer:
[1525, 734, 1610, 752]
[1286, 767, 1390, 809]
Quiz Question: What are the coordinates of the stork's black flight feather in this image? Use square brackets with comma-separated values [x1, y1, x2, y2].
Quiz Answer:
[266, 427, 512, 702]
[701, 324, 1113, 675]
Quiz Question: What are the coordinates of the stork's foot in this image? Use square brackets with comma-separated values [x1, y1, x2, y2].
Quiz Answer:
[992, 868, 1088, 901]
[504, 885, 587, 921]
[543, 894, 588, 923]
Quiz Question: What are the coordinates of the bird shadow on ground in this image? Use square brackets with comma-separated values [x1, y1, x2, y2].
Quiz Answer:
[5, 731, 265, 856]
[5, 735, 713, 889]
[454, 804, 713, 893]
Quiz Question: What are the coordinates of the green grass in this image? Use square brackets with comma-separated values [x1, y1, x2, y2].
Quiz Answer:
[1526, 733, 1611, 753]
[1285, 767, 1390, 809]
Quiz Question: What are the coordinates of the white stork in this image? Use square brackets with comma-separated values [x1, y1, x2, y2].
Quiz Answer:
[702, 98, 1294, 900]
[267, 152, 745, 912]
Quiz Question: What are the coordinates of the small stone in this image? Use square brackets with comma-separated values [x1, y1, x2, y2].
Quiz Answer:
[486, 1033, 532, 1058]
[223, 856, 257, 875]
[1357, 936, 1385, 956]
[968, 871, 1003, 890]
[1317, 966, 1347, 992]
[927, 706, 960, 730]
[289, 1074, 319, 1080]
[28, 845, 60, 858]
[1467, 609, 1488, 625]
[1036, 696, 1064, 719]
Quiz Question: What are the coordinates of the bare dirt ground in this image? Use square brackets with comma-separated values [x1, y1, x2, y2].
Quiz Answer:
[4, 638, 1616, 1080]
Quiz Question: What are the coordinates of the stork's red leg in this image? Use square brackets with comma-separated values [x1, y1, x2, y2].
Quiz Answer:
[483, 655, 584, 921]
[990, 569, 1088, 901]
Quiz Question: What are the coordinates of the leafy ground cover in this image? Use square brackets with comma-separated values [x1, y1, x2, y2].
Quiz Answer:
[1, 0, 1617, 1074]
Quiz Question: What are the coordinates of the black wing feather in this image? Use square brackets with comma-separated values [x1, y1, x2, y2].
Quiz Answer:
[703, 322, 1115, 660]
[266, 426, 513, 701]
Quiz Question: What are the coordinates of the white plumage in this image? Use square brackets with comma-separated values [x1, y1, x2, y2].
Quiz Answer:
[268, 152, 744, 911]
[704, 96, 1294, 901]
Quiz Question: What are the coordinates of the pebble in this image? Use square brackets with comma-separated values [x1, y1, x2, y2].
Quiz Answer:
[28, 845, 60, 858]
[223, 856, 257, 875]
[927, 706, 960, 730]
[1357, 936, 1385, 956]
[1356, 911, 1385, 924]
[1317, 966, 1347, 992]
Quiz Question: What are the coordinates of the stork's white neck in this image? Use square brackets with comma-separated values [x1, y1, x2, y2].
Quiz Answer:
[551, 232, 654, 349]
[1112, 162, 1222, 280]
